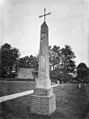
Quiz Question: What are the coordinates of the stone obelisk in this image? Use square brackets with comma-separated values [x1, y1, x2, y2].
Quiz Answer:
[36, 20, 51, 89]
[30, 8, 56, 115]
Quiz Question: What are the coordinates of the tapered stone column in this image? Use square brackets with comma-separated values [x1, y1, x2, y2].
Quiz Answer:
[30, 9, 56, 115]
[36, 22, 51, 89]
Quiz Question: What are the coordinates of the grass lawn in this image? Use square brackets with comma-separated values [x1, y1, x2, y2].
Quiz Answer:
[0, 80, 35, 97]
[0, 81, 89, 119]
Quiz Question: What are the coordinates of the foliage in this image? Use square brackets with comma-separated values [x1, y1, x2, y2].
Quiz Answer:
[0, 43, 20, 78]
[76, 62, 89, 83]
[19, 55, 38, 70]
[19, 56, 30, 68]
[49, 45, 61, 70]
[50, 68, 73, 83]
[61, 45, 76, 73]
[49, 45, 76, 83]
[0, 43, 76, 82]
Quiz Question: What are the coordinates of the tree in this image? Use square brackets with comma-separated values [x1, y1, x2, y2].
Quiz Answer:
[19, 55, 38, 70]
[76, 62, 89, 83]
[19, 56, 30, 68]
[29, 55, 38, 70]
[61, 45, 76, 73]
[49, 45, 61, 71]
[0, 43, 20, 78]
[49, 45, 76, 83]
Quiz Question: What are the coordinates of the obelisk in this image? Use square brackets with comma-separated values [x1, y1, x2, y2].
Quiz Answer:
[30, 8, 56, 115]
[36, 21, 51, 89]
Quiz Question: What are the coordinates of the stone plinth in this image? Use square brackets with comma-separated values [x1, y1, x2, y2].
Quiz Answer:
[30, 88, 56, 115]
[34, 87, 53, 96]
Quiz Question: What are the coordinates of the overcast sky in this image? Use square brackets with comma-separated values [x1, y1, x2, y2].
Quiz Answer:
[0, 0, 89, 66]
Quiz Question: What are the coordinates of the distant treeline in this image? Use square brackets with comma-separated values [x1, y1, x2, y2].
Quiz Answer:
[0, 43, 89, 83]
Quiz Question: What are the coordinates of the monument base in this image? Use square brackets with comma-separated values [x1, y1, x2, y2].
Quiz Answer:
[30, 88, 56, 115]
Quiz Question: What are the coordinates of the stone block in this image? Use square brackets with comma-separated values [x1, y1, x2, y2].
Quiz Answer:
[34, 87, 53, 96]
[30, 94, 56, 115]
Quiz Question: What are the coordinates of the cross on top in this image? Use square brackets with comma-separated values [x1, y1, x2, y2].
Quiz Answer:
[39, 8, 51, 22]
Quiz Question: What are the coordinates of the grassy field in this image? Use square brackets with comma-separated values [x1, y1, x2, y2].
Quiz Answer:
[0, 81, 89, 119]
[0, 80, 35, 97]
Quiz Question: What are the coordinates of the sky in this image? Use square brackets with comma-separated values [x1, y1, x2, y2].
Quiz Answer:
[0, 0, 89, 66]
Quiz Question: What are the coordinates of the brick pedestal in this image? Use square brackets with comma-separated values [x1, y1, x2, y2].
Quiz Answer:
[30, 88, 56, 115]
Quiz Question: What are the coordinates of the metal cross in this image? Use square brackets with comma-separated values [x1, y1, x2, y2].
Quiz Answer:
[39, 8, 51, 22]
